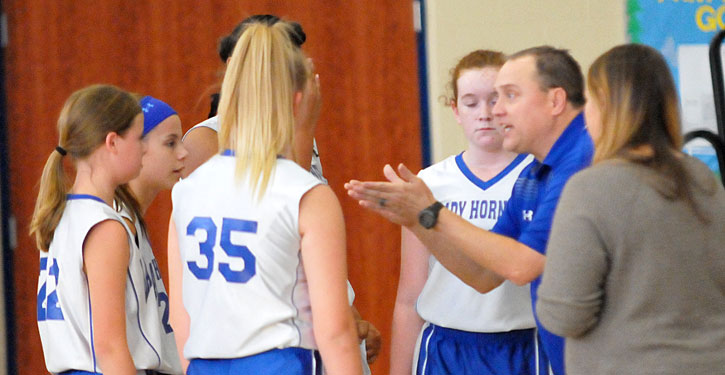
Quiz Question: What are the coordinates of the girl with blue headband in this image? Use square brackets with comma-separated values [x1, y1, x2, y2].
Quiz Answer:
[127, 96, 188, 211]
[118, 95, 189, 373]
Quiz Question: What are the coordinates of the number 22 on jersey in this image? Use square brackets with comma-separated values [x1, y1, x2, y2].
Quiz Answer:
[37, 257, 64, 321]
[185, 217, 257, 283]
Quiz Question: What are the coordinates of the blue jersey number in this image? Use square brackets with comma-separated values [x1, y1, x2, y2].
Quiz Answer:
[157, 292, 173, 333]
[37, 257, 64, 321]
[186, 217, 257, 283]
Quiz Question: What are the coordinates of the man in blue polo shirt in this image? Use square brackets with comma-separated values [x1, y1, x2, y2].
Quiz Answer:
[345, 46, 593, 375]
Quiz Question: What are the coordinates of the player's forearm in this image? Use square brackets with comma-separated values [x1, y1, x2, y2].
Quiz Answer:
[390, 301, 424, 375]
[167, 218, 190, 371]
[169, 308, 190, 372]
[94, 341, 136, 375]
[315, 320, 363, 375]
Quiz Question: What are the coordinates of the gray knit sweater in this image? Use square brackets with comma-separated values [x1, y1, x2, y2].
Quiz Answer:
[537, 156, 725, 375]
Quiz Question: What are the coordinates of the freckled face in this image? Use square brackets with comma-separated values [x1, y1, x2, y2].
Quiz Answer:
[452, 67, 504, 151]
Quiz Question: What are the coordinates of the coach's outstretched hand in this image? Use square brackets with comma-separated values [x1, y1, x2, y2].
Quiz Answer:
[345, 163, 437, 228]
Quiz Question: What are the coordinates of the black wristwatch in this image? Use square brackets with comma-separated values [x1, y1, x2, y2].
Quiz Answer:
[418, 201, 444, 229]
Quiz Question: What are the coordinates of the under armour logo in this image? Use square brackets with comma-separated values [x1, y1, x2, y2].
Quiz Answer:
[522, 210, 534, 221]
[142, 103, 155, 113]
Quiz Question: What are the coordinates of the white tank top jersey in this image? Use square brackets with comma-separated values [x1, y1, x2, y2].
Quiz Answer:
[183, 121, 370, 374]
[37, 195, 180, 374]
[119, 208, 183, 374]
[172, 155, 323, 360]
[183, 116, 327, 183]
[416, 153, 537, 332]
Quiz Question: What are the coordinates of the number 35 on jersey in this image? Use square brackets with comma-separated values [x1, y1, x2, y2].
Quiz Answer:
[185, 216, 258, 283]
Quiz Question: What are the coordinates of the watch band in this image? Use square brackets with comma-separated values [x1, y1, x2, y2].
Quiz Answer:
[418, 201, 444, 229]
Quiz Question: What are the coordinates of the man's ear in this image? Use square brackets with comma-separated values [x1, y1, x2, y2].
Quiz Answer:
[293, 91, 304, 117]
[549, 87, 567, 116]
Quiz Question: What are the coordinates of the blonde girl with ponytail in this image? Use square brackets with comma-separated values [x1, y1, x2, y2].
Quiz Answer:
[168, 21, 361, 375]
[30, 84, 175, 375]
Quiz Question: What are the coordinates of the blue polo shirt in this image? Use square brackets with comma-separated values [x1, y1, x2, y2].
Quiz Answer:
[492, 112, 593, 375]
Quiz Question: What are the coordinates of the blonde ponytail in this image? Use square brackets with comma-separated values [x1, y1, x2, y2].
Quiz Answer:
[217, 21, 308, 199]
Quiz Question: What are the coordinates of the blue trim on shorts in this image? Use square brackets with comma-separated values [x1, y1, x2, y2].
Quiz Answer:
[417, 324, 540, 375]
[187, 347, 322, 375]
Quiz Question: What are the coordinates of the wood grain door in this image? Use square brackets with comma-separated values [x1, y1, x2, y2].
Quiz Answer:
[5, 1, 421, 374]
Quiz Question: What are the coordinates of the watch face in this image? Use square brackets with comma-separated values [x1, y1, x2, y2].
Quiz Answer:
[419, 211, 436, 229]
[419, 201, 443, 229]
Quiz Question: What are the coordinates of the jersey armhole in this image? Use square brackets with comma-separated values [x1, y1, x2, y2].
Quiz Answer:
[81, 218, 133, 269]
[297, 182, 331, 240]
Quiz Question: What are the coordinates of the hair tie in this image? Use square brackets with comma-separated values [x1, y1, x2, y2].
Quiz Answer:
[55, 146, 67, 156]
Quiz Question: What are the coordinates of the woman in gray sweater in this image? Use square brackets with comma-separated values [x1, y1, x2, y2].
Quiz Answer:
[536, 44, 725, 374]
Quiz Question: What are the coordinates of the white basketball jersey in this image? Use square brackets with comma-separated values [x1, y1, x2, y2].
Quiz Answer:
[37, 195, 180, 374]
[183, 116, 326, 183]
[119, 208, 183, 374]
[172, 155, 322, 360]
[416, 153, 536, 332]
[183, 121, 369, 373]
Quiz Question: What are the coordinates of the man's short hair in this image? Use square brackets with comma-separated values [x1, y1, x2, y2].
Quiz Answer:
[508, 46, 585, 107]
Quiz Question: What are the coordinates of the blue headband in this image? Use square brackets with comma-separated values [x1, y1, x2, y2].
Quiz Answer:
[140, 96, 178, 136]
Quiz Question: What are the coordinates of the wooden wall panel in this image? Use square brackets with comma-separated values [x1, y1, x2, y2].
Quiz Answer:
[5, 1, 421, 374]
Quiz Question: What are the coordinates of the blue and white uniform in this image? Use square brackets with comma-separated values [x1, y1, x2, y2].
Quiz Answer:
[172, 154, 324, 374]
[413, 153, 539, 375]
[119, 208, 183, 374]
[37, 195, 180, 375]
[183, 118, 371, 375]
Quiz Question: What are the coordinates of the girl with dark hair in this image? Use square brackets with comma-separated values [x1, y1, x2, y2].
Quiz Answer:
[181, 15, 320, 180]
